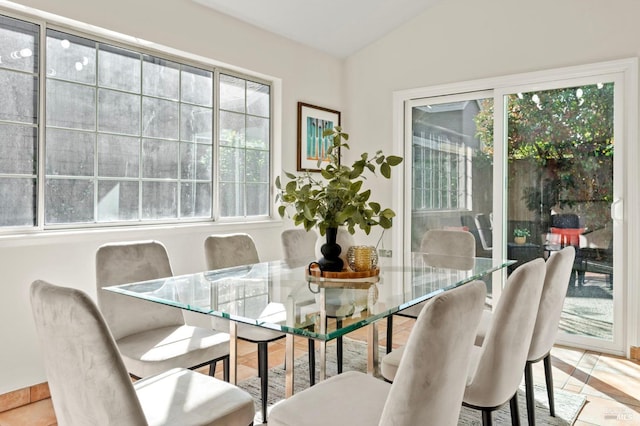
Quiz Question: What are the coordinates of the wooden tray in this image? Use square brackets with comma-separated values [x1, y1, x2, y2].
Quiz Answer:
[307, 264, 380, 279]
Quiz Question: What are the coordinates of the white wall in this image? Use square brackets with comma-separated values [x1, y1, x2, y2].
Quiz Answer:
[343, 0, 640, 350]
[0, 0, 344, 394]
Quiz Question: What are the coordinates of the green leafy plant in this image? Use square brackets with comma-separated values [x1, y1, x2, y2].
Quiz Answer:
[513, 227, 531, 238]
[276, 126, 403, 236]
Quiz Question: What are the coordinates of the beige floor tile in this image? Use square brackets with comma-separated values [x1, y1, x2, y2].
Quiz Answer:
[0, 399, 57, 426]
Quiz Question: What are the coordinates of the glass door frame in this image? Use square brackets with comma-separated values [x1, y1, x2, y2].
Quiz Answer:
[392, 58, 638, 357]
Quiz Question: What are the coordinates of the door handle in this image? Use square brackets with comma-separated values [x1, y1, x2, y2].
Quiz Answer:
[610, 198, 623, 221]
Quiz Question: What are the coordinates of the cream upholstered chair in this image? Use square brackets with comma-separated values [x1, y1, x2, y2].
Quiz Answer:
[281, 228, 318, 267]
[206, 233, 307, 424]
[268, 280, 487, 426]
[281, 228, 321, 385]
[96, 240, 230, 379]
[462, 258, 546, 426]
[474, 246, 575, 425]
[30, 280, 255, 426]
[281, 228, 361, 378]
[386, 228, 476, 352]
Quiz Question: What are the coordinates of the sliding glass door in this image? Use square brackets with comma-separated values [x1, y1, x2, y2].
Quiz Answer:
[497, 78, 622, 351]
[406, 93, 495, 297]
[402, 61, 632, 354]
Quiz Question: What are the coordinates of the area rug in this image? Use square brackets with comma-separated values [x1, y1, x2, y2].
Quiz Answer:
[238, 338, 586, 425]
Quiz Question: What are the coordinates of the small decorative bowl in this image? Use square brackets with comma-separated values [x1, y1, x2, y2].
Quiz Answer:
[347, 246, 378, 272]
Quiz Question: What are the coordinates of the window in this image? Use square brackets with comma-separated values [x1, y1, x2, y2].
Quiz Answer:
[0, 13, 272, 230]
[219, 74, 270, 218]
[411, 101, 483, 211]
[0, 15, 39, 227]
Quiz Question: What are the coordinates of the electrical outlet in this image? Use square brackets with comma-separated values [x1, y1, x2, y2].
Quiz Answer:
[378, 249, 392, 258]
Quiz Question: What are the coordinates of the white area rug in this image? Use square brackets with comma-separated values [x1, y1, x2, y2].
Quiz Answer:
[238, 338, 586, 425]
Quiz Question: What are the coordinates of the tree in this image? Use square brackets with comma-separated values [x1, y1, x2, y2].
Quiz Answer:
[474, 83, 614, 235]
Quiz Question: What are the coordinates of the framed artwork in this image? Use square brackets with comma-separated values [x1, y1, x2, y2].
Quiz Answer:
[297, 102, 341, 171]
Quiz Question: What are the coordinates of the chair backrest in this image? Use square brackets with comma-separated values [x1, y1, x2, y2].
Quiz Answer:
[204, 233, 260, 270]
[529, 246, 575, 361]
[420, 229, 476, 258]
[30, 280, 147, 426]
[281, 229, 317, 260]
[550, 213, 581, 229]
[379, 281, 487, 426]
[474, 213, 493, 250]
[96, 240, 183, 341]
[464, 258, 546, 408]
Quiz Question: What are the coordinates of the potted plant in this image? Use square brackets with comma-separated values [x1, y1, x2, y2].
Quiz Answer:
[276, 126, 402, 271]
[513, 227, 531, 244]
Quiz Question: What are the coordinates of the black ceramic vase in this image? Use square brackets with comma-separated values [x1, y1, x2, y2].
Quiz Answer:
[318, 227, 344, 272]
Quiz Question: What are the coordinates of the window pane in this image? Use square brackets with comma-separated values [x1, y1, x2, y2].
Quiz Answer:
[0, 178, 35, 226]
[246, 183, 268, 216]
[410, 97, 492, 253]
[181, 182, 211, 218]
[220, 111, 245, 147]
[247, 81, 269, 117]
[46, 79, 96, 130]
[220, 74, 245, 112]
[0, 15, 38, 73]
[45, 178, 94, 223]
[98, 89, 140, 135]
[505, 83, 615, 341]
[142, 97, 179, 140]
[246, 116, 269, 150]
[98, 180, 139, 221]
[142, 181, 177, 219]
[46, 128, 94, 176]
[181, 104, 212, 143]
[220, 147, 245, 182]
[0, 70, 37, 123]
[180, 142, 211, 180]
[98, 134, 140, 178]
[46, 30, 95, 84]
[245, 149, 268, 183]
[142, 139, 178, 178]
[0, 124, 36, 174]
[181, 65, 212, 106]
[98, 44, 140, 93]
[143, 56, 179, 100]
[220, 182, 243, 217]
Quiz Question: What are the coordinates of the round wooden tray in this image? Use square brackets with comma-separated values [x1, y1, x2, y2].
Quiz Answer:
[306, 264, 380, 279]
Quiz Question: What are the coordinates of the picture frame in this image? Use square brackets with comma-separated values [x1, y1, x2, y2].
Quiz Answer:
[297, 102, 341, 172]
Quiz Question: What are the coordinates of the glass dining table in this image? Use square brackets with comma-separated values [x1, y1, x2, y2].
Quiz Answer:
[104, 252, 513, 397]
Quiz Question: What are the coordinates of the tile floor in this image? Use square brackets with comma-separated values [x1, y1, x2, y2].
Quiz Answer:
[1, 315, 639, 425]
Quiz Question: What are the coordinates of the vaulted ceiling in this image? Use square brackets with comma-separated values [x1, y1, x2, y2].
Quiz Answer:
[192, 0, 442, 58]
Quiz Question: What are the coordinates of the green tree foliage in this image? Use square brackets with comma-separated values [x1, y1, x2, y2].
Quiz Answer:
[474, 83, 614, 230]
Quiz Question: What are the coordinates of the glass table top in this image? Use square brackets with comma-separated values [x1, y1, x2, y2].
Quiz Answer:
[104, 253, 514, 341]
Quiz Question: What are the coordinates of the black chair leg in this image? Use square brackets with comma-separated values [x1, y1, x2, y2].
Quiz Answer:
[336, 319, 343, 374]
[258, 342, 268, 424]
[209, 360, 217, 377]
[308, 339, 315, 386]
[223, 356, 230, 382]
[482, 409, 493, 426]
[510, 392, 521, 426]
[386, 315, 393, 354]
[544, 354, 556, 417]
[525, 361, 535, 426]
